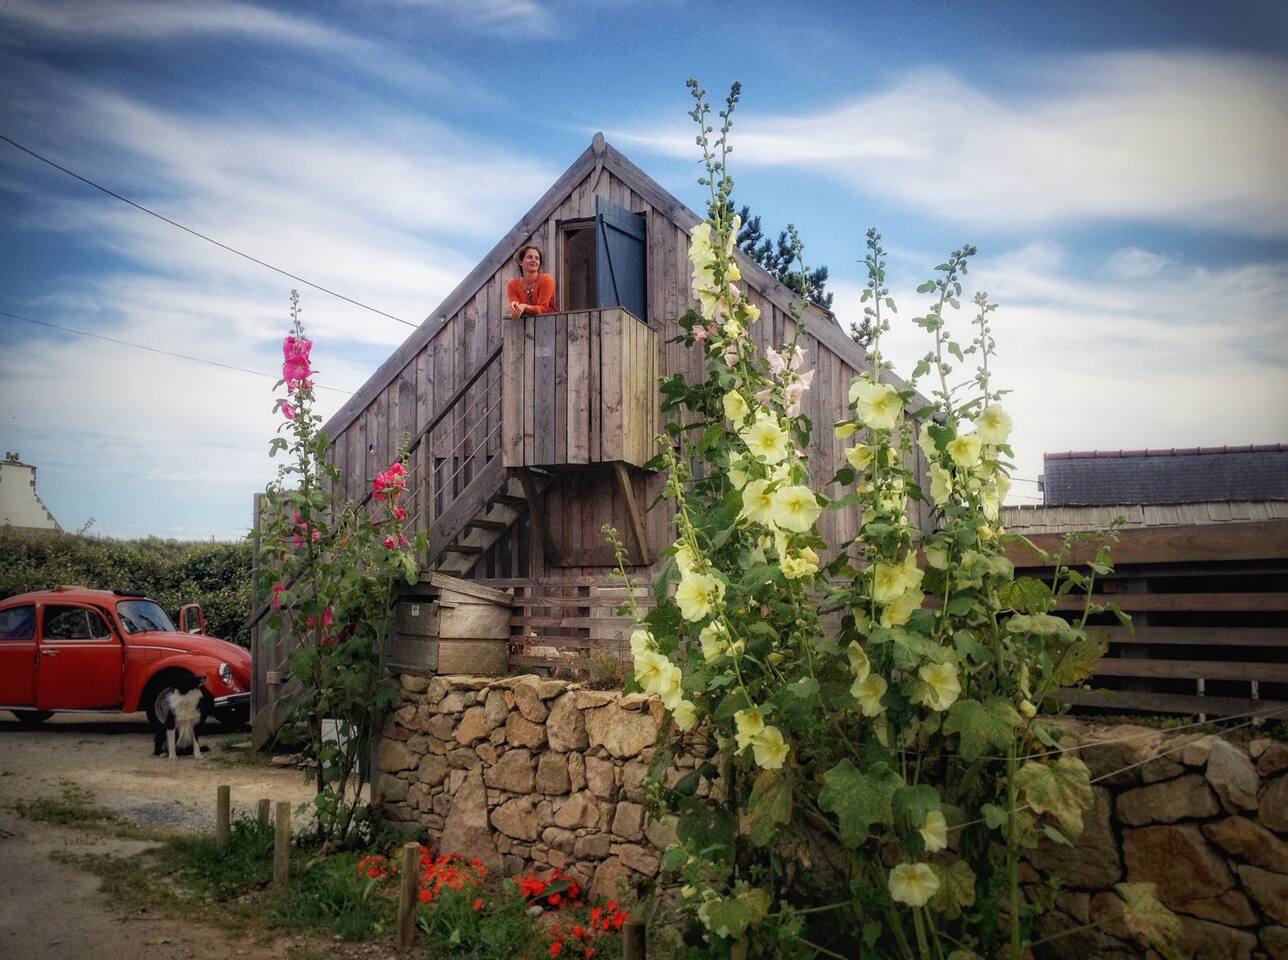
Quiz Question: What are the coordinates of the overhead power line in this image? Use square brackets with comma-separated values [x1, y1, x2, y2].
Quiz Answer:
[0, 310, 354, 395]
[0, 133, 416, 329]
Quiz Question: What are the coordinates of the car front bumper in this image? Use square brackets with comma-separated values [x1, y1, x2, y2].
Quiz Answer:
[212, 692, 250, 714]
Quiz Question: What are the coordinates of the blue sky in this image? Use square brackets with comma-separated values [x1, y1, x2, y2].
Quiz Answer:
[1, 0, 1286, 539]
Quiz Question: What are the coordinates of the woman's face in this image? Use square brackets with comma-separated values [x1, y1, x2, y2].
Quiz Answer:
[521, 248, 542, 273]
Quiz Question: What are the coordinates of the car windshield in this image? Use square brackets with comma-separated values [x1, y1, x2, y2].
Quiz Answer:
[115, 599, 176, 634]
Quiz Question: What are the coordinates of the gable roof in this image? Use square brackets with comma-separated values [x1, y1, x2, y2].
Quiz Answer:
[322, 136, 915, 443]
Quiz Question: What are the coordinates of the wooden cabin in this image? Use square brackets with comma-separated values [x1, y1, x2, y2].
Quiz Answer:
[251, 133, 927, 728]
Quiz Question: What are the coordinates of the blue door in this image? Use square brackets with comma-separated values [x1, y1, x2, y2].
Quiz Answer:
[595, 196, 647, 322]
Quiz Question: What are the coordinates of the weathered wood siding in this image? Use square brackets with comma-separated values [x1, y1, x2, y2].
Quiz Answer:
[327, 156, 923, 659]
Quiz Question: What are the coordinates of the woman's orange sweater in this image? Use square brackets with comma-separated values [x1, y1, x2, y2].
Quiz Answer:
[506, 274, 558, 315]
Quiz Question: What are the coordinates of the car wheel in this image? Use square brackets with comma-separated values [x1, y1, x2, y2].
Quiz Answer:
[142, 673, 194, 726]
[12, 709, 54, 726]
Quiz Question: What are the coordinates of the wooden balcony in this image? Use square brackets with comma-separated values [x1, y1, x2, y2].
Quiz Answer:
[501, 307, 658, 471]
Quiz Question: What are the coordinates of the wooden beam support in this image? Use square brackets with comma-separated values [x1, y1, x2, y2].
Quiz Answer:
[516, 469, 561, 567]
[614, 462, 651, 566]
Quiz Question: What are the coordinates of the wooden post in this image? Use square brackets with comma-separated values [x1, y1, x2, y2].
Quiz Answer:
[273, 801, 290, 887]
[397, 841, 420, 949]
[623, 918, 646, 959]
[215, 785, 230, 848]
[257, 798, 270, 827]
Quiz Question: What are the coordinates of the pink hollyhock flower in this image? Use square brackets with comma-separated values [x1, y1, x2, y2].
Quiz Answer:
[293, 512, 303, 525]
[384, 535, 397, 549]
[394, 506, 407, 520]
[271, 584, 286, 608]
[281, 401, 296, 421]
[305, 615, 315, 628]
[291, 533, 303, 549]
[323, 608, 334, 627]
[692, 325, 709, 343]
[723, 348, 739, 367]
[766, 347, 786, 376]
[321, 634, 335, 646]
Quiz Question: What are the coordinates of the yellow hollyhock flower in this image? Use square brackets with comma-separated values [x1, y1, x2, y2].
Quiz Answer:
[672, 699, 698, 732]
[846, 443, 875, 471]
[888, 863, 940, 907]
[699, 621, 730, 663]
[852, 673, 887, 716]
[728, 452, 750, 491]
[752, 726, 789, 769]
[974, 404, 1012, 445]
[772, 485, 821, 533]
[629, 627, 655, 657]
[929, 463, 953, 506]
[920, 810, 948, 853]
[947, 433, 982, 469]
[734, 706, 765, 751]
[633, 650, 671, 693]
[880, 586, 924, 628]
[835, 421, 858, 440]
[741, 414, 789, 464]
[655, 662, 684, 710]
[1019, 698, 1037, 719]
[917, 421, 940, 461]
[846, 641, 871, 681]
[918, 661, 962, 711]
[851, 381, 903, 431]
[676, 572, 724, 622]
[781, 546, 819, 580]
[674, 542, 698, 576]
[872, 551, 924, 604]
[722, 390, 749, 423]
[741, 479, 776, 525]
[982, 484, 1001, 521]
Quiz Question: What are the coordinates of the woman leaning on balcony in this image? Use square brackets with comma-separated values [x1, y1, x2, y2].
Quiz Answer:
[507, 244, 558, 319]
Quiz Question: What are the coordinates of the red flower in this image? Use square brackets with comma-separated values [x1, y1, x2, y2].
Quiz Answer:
[271, 584, 286, 608]
[567, 883, 581, 900]
[549, 941, 564, 958]
[473, 897, 484, 911]
[394, 506, 407, 520]
[548, 893, 563, 907]
[322, 608, 334, 627]
[419, 889, 431, 903]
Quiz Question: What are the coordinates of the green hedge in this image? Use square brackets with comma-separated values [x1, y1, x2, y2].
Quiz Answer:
[0, 529, 253, 648]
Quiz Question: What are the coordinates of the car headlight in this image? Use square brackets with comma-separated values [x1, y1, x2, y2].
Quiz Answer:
[218, 662, 233, 686]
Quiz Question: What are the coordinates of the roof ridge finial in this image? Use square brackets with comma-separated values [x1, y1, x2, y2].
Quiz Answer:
[592, 132, 606, 156]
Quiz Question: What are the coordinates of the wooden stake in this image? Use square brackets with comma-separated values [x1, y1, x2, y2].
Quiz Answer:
[215, 785, 230, 848]
[623, 918, 646, 959]
[257, 798, 270, 827]
[397, 841, 421, 949]
[273, 801, 291, 887]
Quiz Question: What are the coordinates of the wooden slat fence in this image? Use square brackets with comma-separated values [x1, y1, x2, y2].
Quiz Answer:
[1006, 518, 1288, 718]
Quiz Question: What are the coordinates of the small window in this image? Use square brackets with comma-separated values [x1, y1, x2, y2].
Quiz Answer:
[557, 198, 648, 320]
[43, 605, 111, 641]
[0, 605, 35, 641]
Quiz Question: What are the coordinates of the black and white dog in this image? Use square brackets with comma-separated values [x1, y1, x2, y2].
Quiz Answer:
[152, 676, 214, 760]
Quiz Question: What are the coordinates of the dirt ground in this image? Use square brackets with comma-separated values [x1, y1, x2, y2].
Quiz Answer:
[0, 710, 351, 960]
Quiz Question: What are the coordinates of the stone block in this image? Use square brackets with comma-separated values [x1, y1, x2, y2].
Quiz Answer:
[378, 737, 417, 773]
[440, 768, 501, 869]
[585, 756, 618, 799]
[475, 742, 499, 765]
[1202, 816, 1288, 873]
[484, 748, 535, 794]
[377, 775, 409, 804]
[1117, 774, 1220, 826]
[437, 689, 472, 713]
[427, 714, 456, 740]
[574, 833, 611, 859]
[1263, 926, 1288, 960]
[1182, 734, 1219, 767]
[448, 748, 480, 770]
[615, 843, 660, 876]
[401, 673, 430, 694]
[542, 826, 577, 853]
[1030, 786, 1122, 888]
[1077, 724, 1164, 785]
[620, 761, 648, 801]
[568, 752, 587, 792]
[589, 856, 632, 903]
[1174, 915, 1257, 960]
[506, 712, 547, 749]
[416, 754, 449, 786]
[1263, 775, 1288, 832]
[645, 815, 678, 852]
[456, 705, 497, 745]
[575, 690, 616, 709]
[1257, 742, 1288, 778]
[588, 703, 657, 758]
[612, 801, 646, 840]
[1236, 864, 1288, 924]
[553, 792, 600, 830]
[1206, 740, 1261, 812]
[535, 752, 571, 795]
[546, 694, 589, 752]
[484, 689, 509, 725]
[426, 676, 451, 703]
[513, 681, 550, 722]
[1123, 824, 1256, 926]
[492, 796, 541, 841]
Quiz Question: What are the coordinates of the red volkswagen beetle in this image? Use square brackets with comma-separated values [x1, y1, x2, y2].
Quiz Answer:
[0, 586, 250, 726]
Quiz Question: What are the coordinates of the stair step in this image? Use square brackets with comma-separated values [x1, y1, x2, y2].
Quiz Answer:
[444, 543, 484, 554]
[466, 518, 507, 531]
[490, 493, 527, 507]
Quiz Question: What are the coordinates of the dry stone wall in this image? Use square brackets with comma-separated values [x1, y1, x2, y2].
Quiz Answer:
[375, 675, 1288, 958]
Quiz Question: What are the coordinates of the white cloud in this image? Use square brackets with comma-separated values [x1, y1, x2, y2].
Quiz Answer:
[613, 50, 1288, 235]
[380, 0, 554, 35]
[831, 243, 1288, 503]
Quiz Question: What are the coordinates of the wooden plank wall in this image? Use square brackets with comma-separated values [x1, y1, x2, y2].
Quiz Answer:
[327, 165, 905, 655]
[1005, 520, 1288, 718]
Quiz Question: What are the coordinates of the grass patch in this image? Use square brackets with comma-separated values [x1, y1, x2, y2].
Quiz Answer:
[13, 784, 118, 826]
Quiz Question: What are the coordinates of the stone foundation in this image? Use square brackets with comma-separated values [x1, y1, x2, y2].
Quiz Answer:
[375, 675, 1288, 958]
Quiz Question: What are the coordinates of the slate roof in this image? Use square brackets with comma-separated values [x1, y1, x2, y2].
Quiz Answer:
[1041, 444, 1288, 506]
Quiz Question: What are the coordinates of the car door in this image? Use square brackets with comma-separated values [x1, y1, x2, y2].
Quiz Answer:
[0, 604, 38, 707]
[36, 604, 124, 710]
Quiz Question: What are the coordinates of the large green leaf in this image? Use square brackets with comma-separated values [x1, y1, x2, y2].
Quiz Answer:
[929, 859, 977, 920]
[746, 768, 792, 848]
[1050, 630, 1108, 686]
[1006, 612, 1071, 636]
[942, 697, 1021, 761]
[818, 760, 901, 847]
[1114, 882, 1184, 960]
[1013, 756, 1093, 836]
[996, 576, 1053, 613]
[700, 898, 753, 940]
